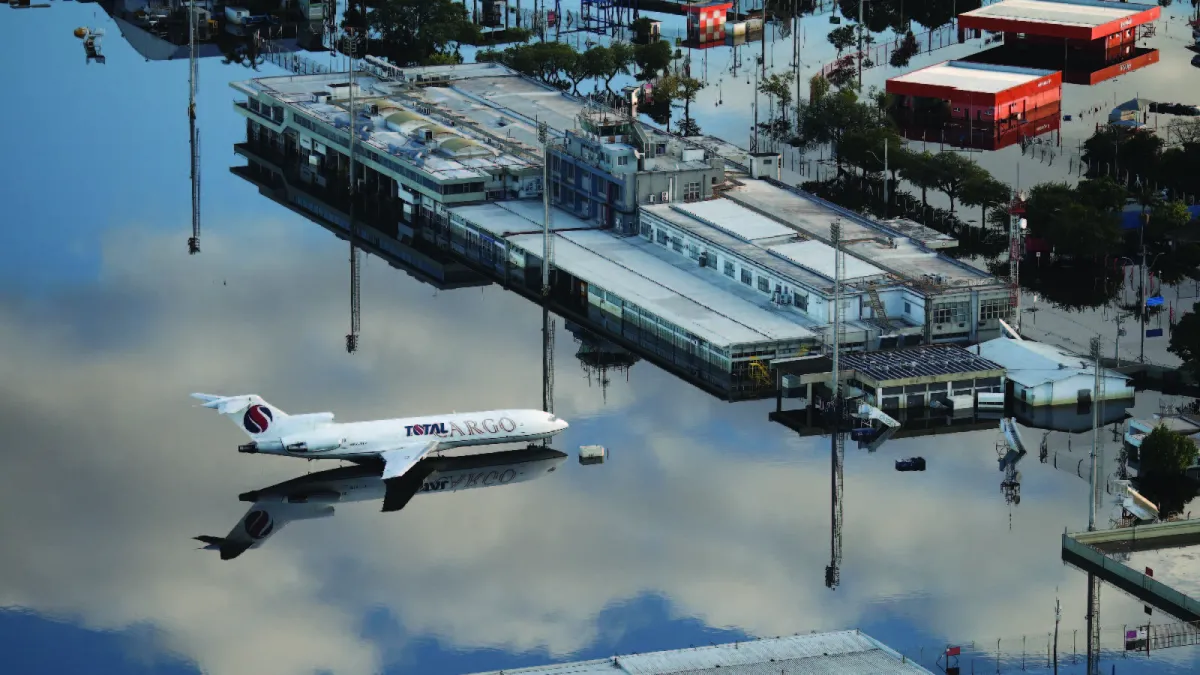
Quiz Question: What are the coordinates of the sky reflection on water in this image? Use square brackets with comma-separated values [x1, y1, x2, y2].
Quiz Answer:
[1, 4, 1199, 675]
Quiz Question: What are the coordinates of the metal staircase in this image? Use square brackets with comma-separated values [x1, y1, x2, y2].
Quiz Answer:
[866, 286, 890, 329]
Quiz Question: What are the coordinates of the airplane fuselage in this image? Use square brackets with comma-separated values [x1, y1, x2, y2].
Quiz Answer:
[243, 408, 568, 460]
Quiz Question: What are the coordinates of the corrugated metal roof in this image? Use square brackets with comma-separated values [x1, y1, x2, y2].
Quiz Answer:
[462, 631, 933, 675]
[976, 337, 1130, 388]
[840, 346, 1003, 382]
[618, 631, 922, 674]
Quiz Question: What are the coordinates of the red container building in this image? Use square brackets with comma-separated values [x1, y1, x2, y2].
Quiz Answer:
[886, 61, 1062, 150]
[957, 0, 1160, 60]
[684, 1, 734, 46]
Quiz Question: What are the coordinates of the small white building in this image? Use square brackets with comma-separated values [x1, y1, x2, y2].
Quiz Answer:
[976, 337, 1134, 407]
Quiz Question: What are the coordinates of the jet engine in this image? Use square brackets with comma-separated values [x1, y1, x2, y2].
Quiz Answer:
[282, 431, 347, 453]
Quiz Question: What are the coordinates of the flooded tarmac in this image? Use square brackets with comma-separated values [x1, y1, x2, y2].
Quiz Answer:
[2, 4, 1199, 675]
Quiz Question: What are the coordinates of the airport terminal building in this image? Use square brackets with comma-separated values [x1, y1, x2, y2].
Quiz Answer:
[230, 62, 1013, 398]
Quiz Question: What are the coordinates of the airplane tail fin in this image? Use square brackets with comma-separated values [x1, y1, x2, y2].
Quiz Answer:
[191, 393, 288, 438]
[196, 501, 332, 561]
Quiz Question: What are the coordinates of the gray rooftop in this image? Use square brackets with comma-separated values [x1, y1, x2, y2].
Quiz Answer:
[461, 630, 933, 674]
[450, 201, 818, 348]
[233, 72, 540, 180]
[717, 180, 1003, 292]
[841, 346, 1004, 382]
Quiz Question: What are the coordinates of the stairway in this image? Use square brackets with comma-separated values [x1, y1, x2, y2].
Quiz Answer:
[866, 286, 891, 330]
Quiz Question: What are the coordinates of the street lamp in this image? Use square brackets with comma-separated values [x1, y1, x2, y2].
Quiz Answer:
[866, 142, 889, 216]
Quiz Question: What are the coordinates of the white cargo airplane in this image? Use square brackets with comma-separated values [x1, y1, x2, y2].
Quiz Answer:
[190, 393, 569, 484]
[197, 447, 567, 560]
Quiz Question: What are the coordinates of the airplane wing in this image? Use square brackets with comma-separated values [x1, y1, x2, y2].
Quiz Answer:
[380, 440, 441, 513]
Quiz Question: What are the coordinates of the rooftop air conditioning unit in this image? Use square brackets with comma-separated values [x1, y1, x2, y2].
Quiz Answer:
[661, 191, 670, 202]
[366, 103, 379, 115]
[649, 194, 657, 203]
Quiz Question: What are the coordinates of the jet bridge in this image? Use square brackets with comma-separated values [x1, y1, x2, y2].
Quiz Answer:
[853, 402, 900, 452]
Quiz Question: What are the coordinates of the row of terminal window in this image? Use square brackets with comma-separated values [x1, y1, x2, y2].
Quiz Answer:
[647, 227, 811, 311]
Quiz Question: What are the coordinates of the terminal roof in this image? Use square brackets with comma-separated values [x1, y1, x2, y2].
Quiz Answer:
[450, 202, 818, 348]
[841, 345, 1004, 382]
[717, 180, 1002, 291]
[234, 72, 537, 180]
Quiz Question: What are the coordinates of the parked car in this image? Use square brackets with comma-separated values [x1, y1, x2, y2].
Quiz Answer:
[895, 457, 926, 472]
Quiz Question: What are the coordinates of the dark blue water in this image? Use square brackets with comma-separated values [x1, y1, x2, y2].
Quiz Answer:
[1, 5, 1198, 675]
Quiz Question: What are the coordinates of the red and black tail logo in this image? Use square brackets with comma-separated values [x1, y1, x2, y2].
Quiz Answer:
[242, 404, 274, 434]
[243, 510, 274, 540]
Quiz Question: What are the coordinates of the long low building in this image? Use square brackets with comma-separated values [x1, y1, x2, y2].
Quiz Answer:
[229, 64, 1012, 398]
[957, 0, 1160, 46]
[460, 630, 934, 674]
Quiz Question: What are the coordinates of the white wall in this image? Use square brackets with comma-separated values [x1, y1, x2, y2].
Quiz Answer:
[1017, 373, 1135, 407]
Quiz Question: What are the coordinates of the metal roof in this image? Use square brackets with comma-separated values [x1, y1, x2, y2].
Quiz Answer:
[958, 0, 1156, 28]
[976, 337, 1130, 388]
[462, 631, 933, 675]
[672, 200, 794, 242]
[840, 346, 1004, 382]
[888, 60, 1055, 94]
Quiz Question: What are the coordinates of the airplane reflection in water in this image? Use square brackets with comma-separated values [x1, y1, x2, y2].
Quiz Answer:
[196, 447, 567, 560]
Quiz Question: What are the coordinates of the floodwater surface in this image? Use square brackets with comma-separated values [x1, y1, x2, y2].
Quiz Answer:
[1, 5, 1199, 675]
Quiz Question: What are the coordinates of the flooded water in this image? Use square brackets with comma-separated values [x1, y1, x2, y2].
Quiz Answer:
[2, 4, 1199, 675]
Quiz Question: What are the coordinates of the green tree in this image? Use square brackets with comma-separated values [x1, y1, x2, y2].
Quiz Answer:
[1023, 181, 1123, 257]
[1076, 176, 1128, 214]
[827, 24, 857, 54]
[809, 73, 831, 103]
[1169, 301, 1200, 379]
[898, 150, 940, 210]
[1082, 128, 1164, 186]
[563, 50, 590, 95]
[369, 0, 479, 66]
[839, 124, 900, 176]
[659, 72, 706, 133]
[1138, 426, 1199, 476]
[961, 173, 1011, 228]
[928, 152, 986, 214]
[1149, 200, 1194, 238]
[600, 42, 636, 94]
[758, 72, 795, 124]
[889, 30, 919, 68]
[634, 40, 672, 81]
[631, 16, 656, 45]
[794, 87, 878, 171]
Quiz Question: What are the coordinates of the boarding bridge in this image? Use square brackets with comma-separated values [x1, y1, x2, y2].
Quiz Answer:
[854, 403, 900, 452]
[1111, 479, 1160, 522]
[856, 402, 899, 428]
[999, 417, 1029, 455]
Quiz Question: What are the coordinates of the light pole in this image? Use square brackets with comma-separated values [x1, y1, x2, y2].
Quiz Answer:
[1115, 256, 1136, 367]
[1139, 250, 1165, 364]
[866, 140, 889, 216]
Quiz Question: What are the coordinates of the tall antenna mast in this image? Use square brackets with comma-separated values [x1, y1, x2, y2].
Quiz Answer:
[345, 31, 361, 353]
[187, 0, 201, 255]
[1085, 335, 1103, 675]
[539, 121, 553, 296]
[831, 219, 843, 400]
[826, 219, 846, 591]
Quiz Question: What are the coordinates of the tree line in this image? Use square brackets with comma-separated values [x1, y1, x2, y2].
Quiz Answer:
[477, 38, 708, 135]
